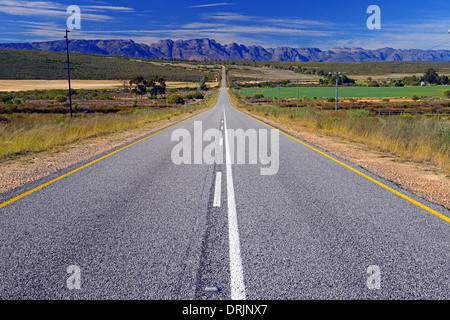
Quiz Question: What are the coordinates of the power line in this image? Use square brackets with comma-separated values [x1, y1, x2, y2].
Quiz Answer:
[426, 40, 450, 50]
[424, 30, 450, 50]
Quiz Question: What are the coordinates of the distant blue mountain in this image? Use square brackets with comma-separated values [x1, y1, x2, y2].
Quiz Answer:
[1, 38, 449, 62]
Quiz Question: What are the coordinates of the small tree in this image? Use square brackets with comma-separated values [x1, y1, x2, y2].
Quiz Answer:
[444, 90, 450, 99]
[423, 68, 439, 84]
[147, 76, 166, 98]
[129, 76, 148, 101]
[439, 75, 449, 85]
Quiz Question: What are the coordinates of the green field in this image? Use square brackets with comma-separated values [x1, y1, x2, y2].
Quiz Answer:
[240, 86, 450, 99]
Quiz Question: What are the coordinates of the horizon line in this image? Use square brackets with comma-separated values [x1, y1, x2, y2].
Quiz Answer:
[1, 37, 450, 52]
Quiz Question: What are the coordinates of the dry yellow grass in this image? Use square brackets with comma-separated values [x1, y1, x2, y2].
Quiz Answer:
[0, 88, 220, 161]
[229, 89, 450, 175]
[0, 80, 123, 92]
[351, 73, 423, 81]
[0, 80, 219, 92]
[166, 81, 219, 89]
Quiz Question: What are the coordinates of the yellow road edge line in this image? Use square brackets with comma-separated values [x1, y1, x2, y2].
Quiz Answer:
[0, 114, 198, 209]
[231, 102, 450, 224]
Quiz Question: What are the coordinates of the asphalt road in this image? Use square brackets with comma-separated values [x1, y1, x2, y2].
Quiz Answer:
[0, 67, 449, 300]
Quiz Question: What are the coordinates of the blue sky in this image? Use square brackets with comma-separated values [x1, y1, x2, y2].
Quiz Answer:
[0, 0, 449, 50]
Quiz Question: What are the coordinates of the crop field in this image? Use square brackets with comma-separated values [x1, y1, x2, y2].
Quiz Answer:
[0, 80, 219, 92]
[240, 85, 450, 99]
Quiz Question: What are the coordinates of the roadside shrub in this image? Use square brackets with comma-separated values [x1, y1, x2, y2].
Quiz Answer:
[0, 94, 14, 103]
[167, 94, 185, 104]
[54, 95, 67, 103]
[192, 91, 204, 99]
[400, 113, 414, 120]
[349, 109, 371, 118]
[444, 90, 450, 99]
[0, 115, 10, 123]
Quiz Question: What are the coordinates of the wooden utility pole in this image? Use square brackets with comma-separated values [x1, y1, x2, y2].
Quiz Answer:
[64, 30, 73, 117]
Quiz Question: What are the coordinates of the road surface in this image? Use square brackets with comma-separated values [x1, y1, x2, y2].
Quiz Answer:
[0, 67, 448, 300]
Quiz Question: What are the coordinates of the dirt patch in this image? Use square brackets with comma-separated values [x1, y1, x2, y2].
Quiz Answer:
[351, 73, 423, 81]
[0, 80, 124, 92]
[236, 109, 450, 210]
[354, 98, 415, 102]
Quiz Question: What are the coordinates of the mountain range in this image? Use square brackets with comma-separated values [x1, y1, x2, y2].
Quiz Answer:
[1, 38, 450, 62]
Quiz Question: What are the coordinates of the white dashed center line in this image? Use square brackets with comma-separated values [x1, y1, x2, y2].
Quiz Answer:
[213, 172, 222, 207]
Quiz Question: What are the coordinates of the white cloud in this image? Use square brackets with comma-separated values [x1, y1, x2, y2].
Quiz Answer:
[0, 0, 116, 21]
[0, 1, 64, 17]
[316, 32, 450, 51]
[208, 12, 252, 21]
[182, 22, 226, 29]
[189, 2, 234, 8]
[82, 5, 135, 13]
